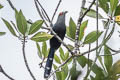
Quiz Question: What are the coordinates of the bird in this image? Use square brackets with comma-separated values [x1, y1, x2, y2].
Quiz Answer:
[44, 11, 68, 78]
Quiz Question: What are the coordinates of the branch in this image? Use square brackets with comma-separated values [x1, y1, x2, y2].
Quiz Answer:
[51, 0, 62, 22]
[34, 0, 49, 27]
[74, 0, 95, 54]
[65, 36, 75, 42]
[107, 46, 120, 52]
[0, 65, 14, 80]
[6, 0, 15, 10]
[22, 37, 36, 80]
[36, 0, 51, 23]
[84, 1, 99, 78]
[100, 50, 120, 56]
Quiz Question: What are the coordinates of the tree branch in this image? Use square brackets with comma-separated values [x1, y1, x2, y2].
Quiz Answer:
[6, 0, 15, 10]
[22, 37, 36, 80]
[0, 65, 14, 80]
[100, 50, 120, 56]
[51, 0, 62, 22]
[74, 0, 96, 54]
[35, 0, 51, 23]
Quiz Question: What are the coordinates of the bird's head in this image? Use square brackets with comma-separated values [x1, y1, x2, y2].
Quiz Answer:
[57, 11, 68, 24]
[58, 11, 68, 16]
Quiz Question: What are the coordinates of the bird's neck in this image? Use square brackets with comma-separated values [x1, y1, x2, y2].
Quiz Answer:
[56, 16, 65, 25]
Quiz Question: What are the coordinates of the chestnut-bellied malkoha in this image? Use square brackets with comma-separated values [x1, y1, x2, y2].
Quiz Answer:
[44, 11, 68, 78]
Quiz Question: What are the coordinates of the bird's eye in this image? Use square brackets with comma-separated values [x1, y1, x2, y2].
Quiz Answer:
[59, 12, 63, 16]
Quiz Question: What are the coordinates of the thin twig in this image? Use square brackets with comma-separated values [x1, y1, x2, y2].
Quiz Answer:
[22, 36, 36, 80]
[0, 65, 14, 80]
[65, 36, 75, 42]
[87, 44, 91, 73]
[51, 0, 62, 22]
[41, 9, 50, 22]
[107, 46, 120, 52]
[39, 58, 45, 68]
[84, 1, 100, 78]
[36, 0, 51, 23]
[10, 21, 20, 35]
[34, 0, 49, 27]
[100, 50, 120, 56]
[96, 0, 99, 55]
[6, 0, 15, 10]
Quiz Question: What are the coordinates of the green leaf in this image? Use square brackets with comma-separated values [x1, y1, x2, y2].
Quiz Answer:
[16, 10, 27, 35]
[67, 44, 74, 50]
[111, 60, 120, 75]
[54, 54, 61, 64]
[70, 63, 76, 79]
[98, 56, 107, 76]
[77, 56, 87, 68]
[2, 18, 17, 37]
[83, 31, 103, 44]
[31, 32, 53, 42]
[70, 63, 81, 80]
[53, 64, 58, 70]
[110, 0, 118, 14]
[59, 47, 65, 61]
[0, 32, 6, 36]
[89, 60, 104, 78]
[0, 4, 3, 9]
[104, 45, 113, 73]
[68, 58, 73, 64]
[83, 8, 104, 19]
[56, 71, 62, 80]
[102, 20, 110, 29]
[25, 22, 31, 35]
[65, 51, 69, 60]
[15, 9, 19, 20]
[46, 48, 50, 58]
[79, 20, 88, 40]
[69, 17, 76, 39]
[61, 64, 68, 80]
[90, 75, 95, 80]
[42, 42, 47, 58]
[66, 27, 71, 37]
[28, 20, 43, 35]
[92, 64, 105, 80]
[99, 0, 109, 13]
[36, 42, 42, 59]
[114, 4, 120, 16]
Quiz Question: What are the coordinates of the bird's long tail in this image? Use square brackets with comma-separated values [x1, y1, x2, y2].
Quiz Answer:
[44, 48, 55, 78]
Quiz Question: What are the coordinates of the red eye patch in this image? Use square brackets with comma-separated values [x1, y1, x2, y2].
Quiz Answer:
[59, 12, 63, 16]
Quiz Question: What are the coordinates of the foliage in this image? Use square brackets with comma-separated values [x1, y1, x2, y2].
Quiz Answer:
[2, 9, 53, 41]
[0, 4, 3, 9]
[1, 0, 120, 80]
[0, 4, 5, 36]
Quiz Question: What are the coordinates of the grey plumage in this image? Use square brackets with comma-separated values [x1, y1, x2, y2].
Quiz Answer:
[44, 11, 67, 78]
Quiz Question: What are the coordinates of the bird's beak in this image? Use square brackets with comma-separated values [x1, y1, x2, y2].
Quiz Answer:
[64, 11, 68, 14]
